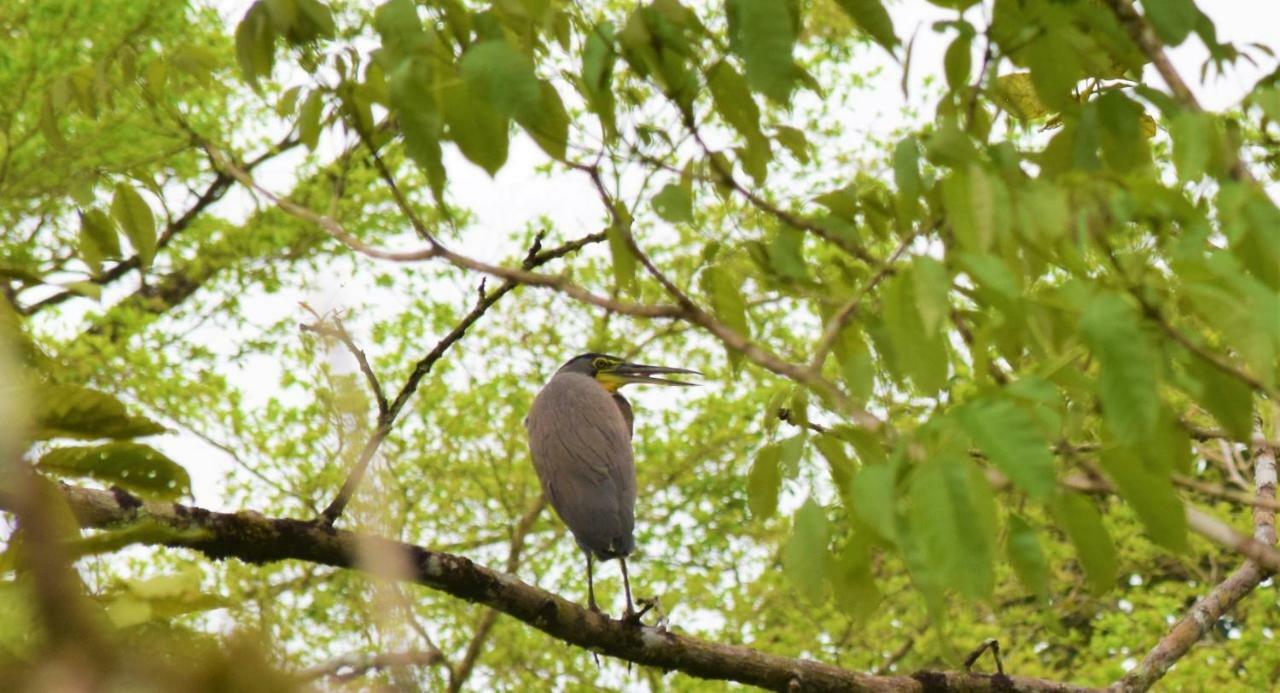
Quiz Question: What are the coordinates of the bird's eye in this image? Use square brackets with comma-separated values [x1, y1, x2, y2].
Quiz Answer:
[592, 357, 609, 371]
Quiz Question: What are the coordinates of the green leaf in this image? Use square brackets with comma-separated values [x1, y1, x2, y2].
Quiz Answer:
[1080, 294, 1159, 445]
[814, 436, 855, 492]
[297, 90, 323, 151]
[700, 264, 750, 370]
[1097, 91, 1150, 171]
[1005, 514, 1049, 602]
[747, 443, 782, 519]
[912, 256, 950, 337]
[1051, 492, 1119, 595]
[442, 73, 508, 175]
[111, 183, 156, 268]
[707, 61, 767, 147]
[777, 432, 807, 477]
[831, 325, 875, 401]
[726, 0, 798, 103]
[944, 34, 972, 92]
[1185, 356, 1253, 442]
[907, 455, 997, 599]
[606, 216, 636, 294]
[79, 209, 120, 275]
[517, 82, 570, 161]
[582, 23, 618, 137]
[652, 184, 694, 223]
[38, 442, 191, 500]
[991, 72, 1048, 120]
[388, 57, 446, 201]
[848, 463, 896, 542]
[957, 398, 1056, 501]
[941, 164, 998, 252]
[784, 499, 830, 600]
[103, 568, 228, 628]
[33, 384, 166, 440]
[769, 227, 808, 280]
[882, 270, 948, 393]
[1145, 0, 1198, 46]
[461, 40, 542, 122]
[893, 137, 921, 200]
[235, 3, 275, 88]
[1099, 444, 1187, 551]
[832, 535, 881, 620]
[774, 125, 810, 163]
[833, 0, 898, 52]
[1026, 32, 1078, 111]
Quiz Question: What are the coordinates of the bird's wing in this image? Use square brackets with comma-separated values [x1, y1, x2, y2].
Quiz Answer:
[527, 373, 636, 557]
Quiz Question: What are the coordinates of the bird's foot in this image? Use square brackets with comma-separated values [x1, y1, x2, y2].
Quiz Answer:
[623, 597, 663, 628]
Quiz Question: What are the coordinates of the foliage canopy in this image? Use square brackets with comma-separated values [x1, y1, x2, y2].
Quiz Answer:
[1, 0, 1279, 690]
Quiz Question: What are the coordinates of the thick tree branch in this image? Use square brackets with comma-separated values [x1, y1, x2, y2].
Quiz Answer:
[1113, 438, 1277, 691]
[28, 483, 1098, 693]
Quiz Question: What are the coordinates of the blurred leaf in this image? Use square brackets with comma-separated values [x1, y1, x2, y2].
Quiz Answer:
[652, 184, 694, 223]
[708, 61, 767, 147]
[907, 455, 996, 599]
[747, 443, 782, 519]
[883, 270, 948, 393]
[769, 227, 808, 280]
[958, 398, 1056, 500]
[1145, 0, 1197, 46]
[518, 82, 570, 161]
[298, 89, 323, 150]
[111, 183, 156, 268]
[1052, 492, 1118, 595]
[1005, 514, 1049, 602]
[726, 0, 798, 103]
[1099, 445, 1187, 551]
[814, 436, 855, 492]
[1081, 294, 1159, 445]
[944, 34, 972, 92]
[992, 72, 1048, 120]
[1185, 356, 1253, 442]
[848, 463, 896, 542]
[833, 0, 898, 52]
[912, 256, 950, 337]
[784, 499, 830, 600]
[33, 384, 166, 440]
[832, 535, 881, 620]
[38, 442, 191, 500]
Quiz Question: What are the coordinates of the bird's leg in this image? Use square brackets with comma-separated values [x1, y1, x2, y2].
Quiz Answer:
[619, 557, 637, 622]
[586, 553, 600, 613]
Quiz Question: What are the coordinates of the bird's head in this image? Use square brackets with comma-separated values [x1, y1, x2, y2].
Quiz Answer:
[558, 353, 701, 392]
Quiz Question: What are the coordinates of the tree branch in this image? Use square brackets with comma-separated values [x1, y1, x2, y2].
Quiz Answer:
[28, 482, 1099, 693]
[1113, 436, 1277, 691]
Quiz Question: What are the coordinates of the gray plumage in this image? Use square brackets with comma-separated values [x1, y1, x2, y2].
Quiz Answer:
[526, 370, 636, 560]
[524, 352, 697, 617]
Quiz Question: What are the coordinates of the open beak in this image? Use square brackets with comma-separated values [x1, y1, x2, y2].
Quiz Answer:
[610, 362, 702, 387]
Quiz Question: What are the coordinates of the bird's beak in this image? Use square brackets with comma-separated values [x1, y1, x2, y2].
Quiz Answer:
[606, 362, 701, 387]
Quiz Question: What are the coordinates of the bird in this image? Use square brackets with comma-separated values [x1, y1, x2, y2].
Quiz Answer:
[525, 352, 699, 619]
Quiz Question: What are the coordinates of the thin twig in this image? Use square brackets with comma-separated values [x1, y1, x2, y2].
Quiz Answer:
[318, 231, 608, 524]
[300, 310, 389, 419]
